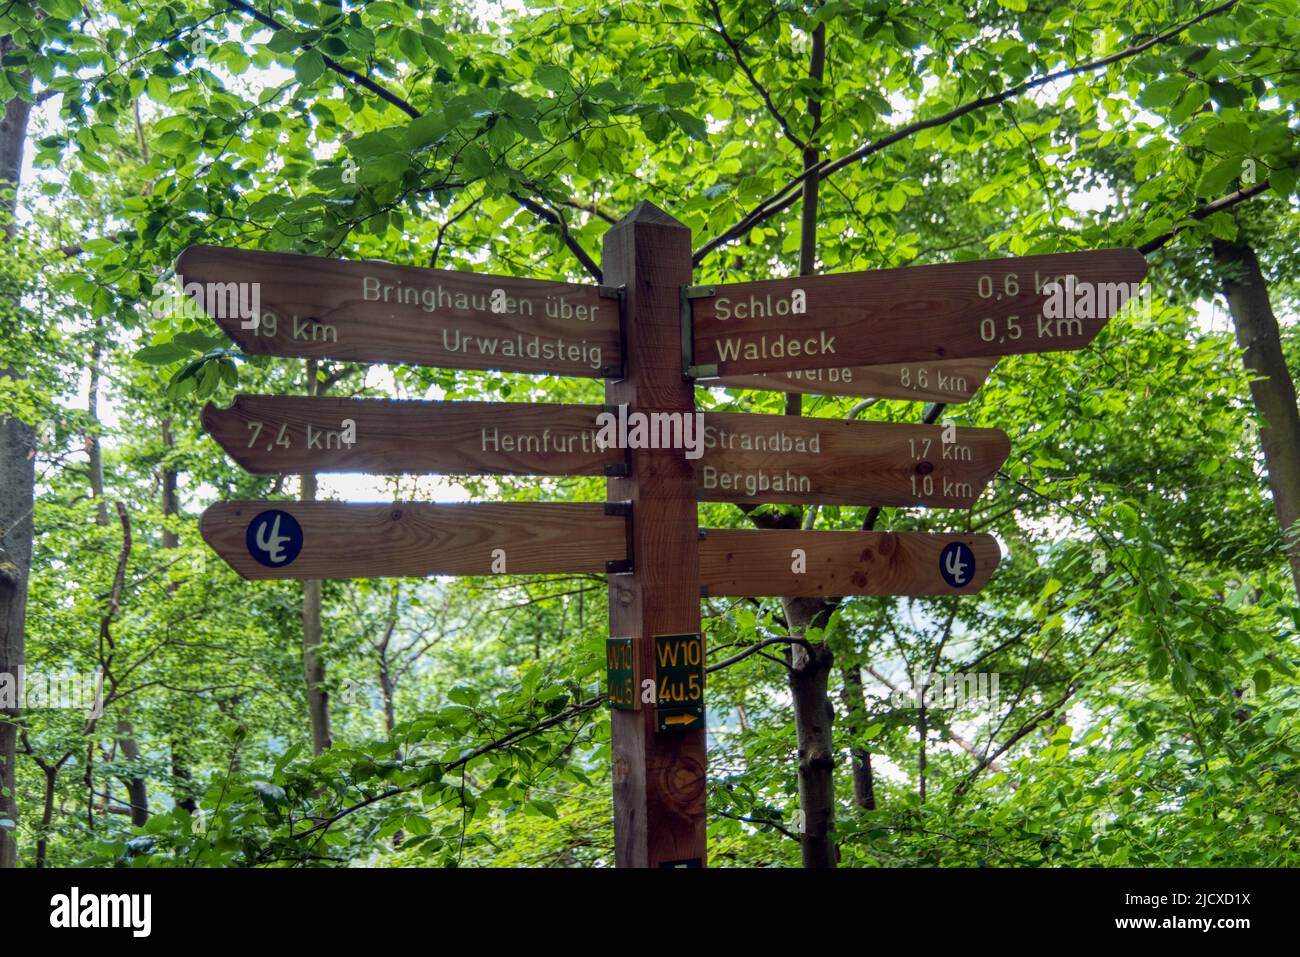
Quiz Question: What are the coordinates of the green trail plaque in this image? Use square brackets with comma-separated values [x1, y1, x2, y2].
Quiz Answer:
[606, 638, 637, 711]
[655, 633, 705, 733]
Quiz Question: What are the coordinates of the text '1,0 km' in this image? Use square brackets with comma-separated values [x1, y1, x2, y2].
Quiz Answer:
[202, 396, 1010, 509]
[689, 249, 1147, 376]
[177, 245, 622, 378]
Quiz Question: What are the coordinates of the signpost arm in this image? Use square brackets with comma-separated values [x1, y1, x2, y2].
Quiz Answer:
[602, 202, 706, 868]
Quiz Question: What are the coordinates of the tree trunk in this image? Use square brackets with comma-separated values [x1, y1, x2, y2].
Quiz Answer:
[114, 718, 148, 826]
[375, 581, 399, 735]
[161, 416, 179, 551]
[87, 325, 109, 525]
[772, 22, 838, 869]
[86, 348, 149, 825]
[160, 419, 195, 812]
[1212, 237, 1300, 594]
[784, 596, 837, 868]
[378, 660, 396, 736]
[840, 664, 876, 809]
[170, 739, 197, 814]
[0, 37, 34, 870]
[35, 764, 56, 868]
[302, 361, 331, 754]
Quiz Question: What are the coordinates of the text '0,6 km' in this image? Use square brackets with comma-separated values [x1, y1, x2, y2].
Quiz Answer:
[690, 249, 1148, 376]
[176, 245, 623, 378]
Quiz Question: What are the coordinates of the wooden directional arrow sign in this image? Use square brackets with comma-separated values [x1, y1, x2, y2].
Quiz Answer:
[177, 245, 622, 378]
[702, 357, 997, 404]
[204, 397, 1009, 508]
[698, 530, 1000, 597]
[690, 249, 1147, 377]
[697, 412, 1008, 508]
[201, 499, 998, 600]
[200, 501, 628, 580]
[202, 396, 622, 476]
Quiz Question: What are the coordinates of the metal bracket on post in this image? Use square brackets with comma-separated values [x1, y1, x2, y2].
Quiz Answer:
[680, 285, 717, 380]
[601, 284, 628, 380]
[604, 500, 633, 575]
[597, 403, 632, 478]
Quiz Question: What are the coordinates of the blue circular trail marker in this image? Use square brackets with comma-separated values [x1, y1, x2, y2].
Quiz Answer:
[246, 509, 304, 568]
[939, 541, 976, 589]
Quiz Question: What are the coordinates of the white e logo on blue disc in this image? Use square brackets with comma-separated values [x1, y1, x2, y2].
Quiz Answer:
[246, 509, 303, 568]
[939, 541, 975, 588]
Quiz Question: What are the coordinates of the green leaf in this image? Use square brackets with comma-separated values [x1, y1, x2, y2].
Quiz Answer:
[1270, 164, 1296, 197]
[39, 0, 81, 18]
[1138, 77, 1185, 109]
[253, 781, 286, 803]
[1196, 158, 1243, 198]
[661, 81, 695, 106]
[527, 800, 558, 819]
[534, 64, 569, 92]
[294, 49, 326, 85]
[135, 343, 191, 366]
[670, 109, 708, 141]
[268, 30, 304, 54]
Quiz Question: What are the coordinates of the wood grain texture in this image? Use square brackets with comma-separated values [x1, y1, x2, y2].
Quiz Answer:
[177, 245, 621, 377]
[697, 412, 1009, 507]
[603, 202, 707, 869]
[202, 396, 620, 476]
[706, 357, 997, 403]
[200, 501, 626, 580]
[692, 249, 1148, 375]
[698, 529, 1001, 597]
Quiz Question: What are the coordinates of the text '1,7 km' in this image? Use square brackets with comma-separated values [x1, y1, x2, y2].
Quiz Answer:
[187, 205, 1145, 868]
[202, 396, 1010, 509]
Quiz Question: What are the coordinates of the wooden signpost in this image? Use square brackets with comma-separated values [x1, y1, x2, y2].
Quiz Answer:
[187, 208, 1143, 868]
[202, 505, 997, 597]
[203, 396, 1010, 508]
[703, 357, 998, 403]
[687, 249, 1148, 377]
[698, 529, 999, 597]
[178, 245, 623, 378]
[200, 501, 628, 579]
[201, 396, 623, 477]
[692, 412, 1007, 508]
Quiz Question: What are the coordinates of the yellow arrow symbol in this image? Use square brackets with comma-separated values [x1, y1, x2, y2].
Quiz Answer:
[663, 713, 699, 728]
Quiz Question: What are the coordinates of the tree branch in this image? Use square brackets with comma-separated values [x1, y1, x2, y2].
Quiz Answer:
[706, 0, 805, 152]
[223, 0, 420, 119]
[715, 808, 801, 842]
[694, 0, 1243, 263]
[707, 635, 811, 673]
[509, 192, 603, 282]
[1138, 179, 1274, 254]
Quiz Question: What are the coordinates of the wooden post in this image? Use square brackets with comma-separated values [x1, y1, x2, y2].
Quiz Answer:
[603, 202, 706, 867]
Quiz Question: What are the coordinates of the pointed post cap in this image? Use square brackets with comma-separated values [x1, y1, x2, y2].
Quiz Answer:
[615, 200, 686, 229]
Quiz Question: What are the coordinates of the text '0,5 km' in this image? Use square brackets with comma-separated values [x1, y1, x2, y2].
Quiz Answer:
[689, 249, 1148, 376]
